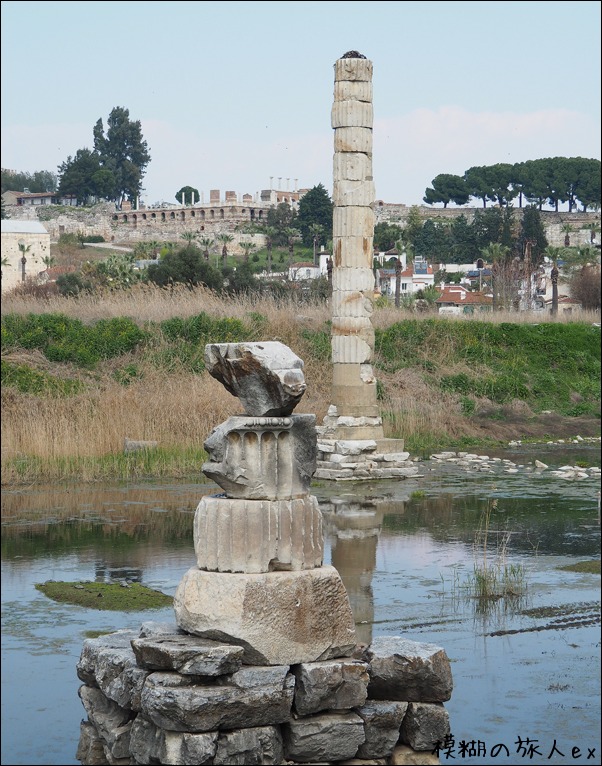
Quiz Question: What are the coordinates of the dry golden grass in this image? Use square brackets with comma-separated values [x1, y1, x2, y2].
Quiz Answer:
[1, 286, 599, 483]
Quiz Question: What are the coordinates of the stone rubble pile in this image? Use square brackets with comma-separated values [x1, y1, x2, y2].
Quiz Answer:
[76, 339, 452, 765]
[429, 444, 601, 481]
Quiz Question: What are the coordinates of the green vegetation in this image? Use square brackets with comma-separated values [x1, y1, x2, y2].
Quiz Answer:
[1, 314, 148, 368]
[454, 499, 528, 609]
[35, 580, 173, 611]
[1, 292, 599, 483]
[557, 560, 601, 575]
[1, 360, 84, 396]
[372, 319, 600, 418]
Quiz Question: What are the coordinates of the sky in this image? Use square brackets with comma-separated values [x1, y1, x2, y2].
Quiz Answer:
[1, 1, 600, 208]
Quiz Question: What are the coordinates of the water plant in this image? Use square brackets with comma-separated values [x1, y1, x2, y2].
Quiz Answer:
[456, 498, 528, 609]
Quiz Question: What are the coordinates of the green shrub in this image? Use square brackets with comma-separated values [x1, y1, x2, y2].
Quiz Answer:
[1, 313, 148, 368]
[1, 360, 84, 396]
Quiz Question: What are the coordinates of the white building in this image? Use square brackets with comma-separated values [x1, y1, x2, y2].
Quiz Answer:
[1, 220, 51, 293]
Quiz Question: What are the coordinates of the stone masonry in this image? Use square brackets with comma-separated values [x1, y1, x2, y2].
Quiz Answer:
[75, 339, 453, 764]
[315, 51, 421, 481]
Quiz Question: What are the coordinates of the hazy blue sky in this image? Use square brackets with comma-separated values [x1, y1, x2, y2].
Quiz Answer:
[2, 1, 600, 207]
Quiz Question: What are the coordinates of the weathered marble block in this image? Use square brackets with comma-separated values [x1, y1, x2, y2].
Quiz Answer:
[202, 414, 317, 500]
[333, 80, 373, 102]
[205, 341, 306, 417]
[332, 235, 375, 270]
[333, 179, 376, 207]
[334, 126, 373, 154]
[334, 56, 373, 82]
[173, 566, 356, 666]
[193, 494, 323, 573]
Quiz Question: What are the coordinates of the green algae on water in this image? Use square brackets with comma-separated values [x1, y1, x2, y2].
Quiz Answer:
[35, 580, 173, 611]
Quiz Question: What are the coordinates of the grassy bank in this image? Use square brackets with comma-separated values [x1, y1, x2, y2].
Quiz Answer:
[1, 285, 600, 484]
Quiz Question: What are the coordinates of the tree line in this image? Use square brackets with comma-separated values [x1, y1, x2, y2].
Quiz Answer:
[423, 157, 600, 212]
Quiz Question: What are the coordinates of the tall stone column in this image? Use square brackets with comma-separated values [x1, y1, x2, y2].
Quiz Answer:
[330, 51, 382, 431]
[315, 52, 419, 481]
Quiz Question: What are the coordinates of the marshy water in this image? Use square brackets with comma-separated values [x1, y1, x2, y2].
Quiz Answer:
[1, 443, 600, 765]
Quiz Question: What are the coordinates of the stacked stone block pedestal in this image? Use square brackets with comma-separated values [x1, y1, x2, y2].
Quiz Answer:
[76, 625, 451, 765]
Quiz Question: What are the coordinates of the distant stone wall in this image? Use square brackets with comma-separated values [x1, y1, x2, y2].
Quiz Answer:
[1, 228, 51, 293]
[5, 201, 600, 251]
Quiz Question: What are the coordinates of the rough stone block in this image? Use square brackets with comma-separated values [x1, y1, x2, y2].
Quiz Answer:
[78, 685, 131, 749]
[364, 638, 452, 702]
[391, 743, 442, 764]
[129, 716, 219, 764]
[293, 659, 370, 715]
[399, 703, 450, 752]
[283, 711, 366, 762]
[214, 726, 284, 765]
[77, 630, 149, 710]
[130, 635, 244, 676]
[140, 667, 294, 733]
[174, 566, 356, 666]
[356, 700, 409, 759]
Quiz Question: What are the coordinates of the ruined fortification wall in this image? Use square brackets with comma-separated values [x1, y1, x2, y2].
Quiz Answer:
[5, 201, 600, 251]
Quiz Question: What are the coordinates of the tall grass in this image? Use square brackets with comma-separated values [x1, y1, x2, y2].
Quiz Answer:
[1, 286, 599, 484]
[458, 499, 528, 612]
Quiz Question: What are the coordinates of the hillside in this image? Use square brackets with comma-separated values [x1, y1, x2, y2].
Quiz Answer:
[1, 285, 600, 484]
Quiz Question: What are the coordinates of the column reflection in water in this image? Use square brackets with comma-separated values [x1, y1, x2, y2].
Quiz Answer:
[320, 494, 405, 646]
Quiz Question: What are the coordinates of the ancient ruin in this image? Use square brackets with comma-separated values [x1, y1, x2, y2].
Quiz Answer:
[315, 51, 420, 481]
[74, 53, 454, 765]
[75, 338, 452, 764]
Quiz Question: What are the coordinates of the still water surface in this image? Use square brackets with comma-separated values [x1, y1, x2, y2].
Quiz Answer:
[1, 444, 600, 765]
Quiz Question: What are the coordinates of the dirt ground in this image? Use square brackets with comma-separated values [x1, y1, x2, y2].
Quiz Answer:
[469, 411, 601, 443]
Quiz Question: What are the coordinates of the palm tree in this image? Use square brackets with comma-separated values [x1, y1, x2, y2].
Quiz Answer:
[41, 255, 56, 271]
[181, 231, 198, 245]
[216, 233, 234, 266]
[586, 222, 600, 244]
[261, 225, 278, 275]
[309, 223, 324, 267]
[239, 240, 257, 264]
[561, 224, 573, 247]
[1, 255, 9, 284]
[283, 228, 300, 267]
[197, 237, 214, 262]
[18, 242, 31, 282]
